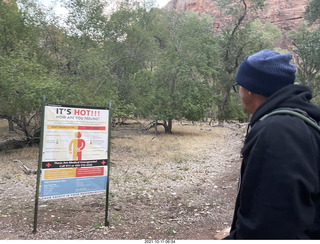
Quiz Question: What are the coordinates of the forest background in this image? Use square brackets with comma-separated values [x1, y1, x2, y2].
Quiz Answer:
[1, 0, 320, 144]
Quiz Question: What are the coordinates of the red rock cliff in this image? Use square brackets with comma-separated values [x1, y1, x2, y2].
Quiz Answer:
[164, 0, 308, 49]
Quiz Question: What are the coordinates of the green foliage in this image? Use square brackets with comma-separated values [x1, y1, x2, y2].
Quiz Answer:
[289, 23, 320, 97]
[0, 0, 50, 89]
[148, 11, 218, 127]
[304, 0, 320, 24]
[103, 6, 219, 132]
[0, 0, 62, 141]
[288, 0, 320, 104]
[0, 48, 58, 116]
[129, 70, 155, 117]
[64, 0, 107, 38]
[221, 95, 248, 122]
[2, 0, 320, 137]
[312, 87, 320, 106]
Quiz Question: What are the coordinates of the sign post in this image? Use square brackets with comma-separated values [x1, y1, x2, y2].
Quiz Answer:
[33, 101, 111, 233]
[105, 102, 112, 226]
[33, 96, 46, 234]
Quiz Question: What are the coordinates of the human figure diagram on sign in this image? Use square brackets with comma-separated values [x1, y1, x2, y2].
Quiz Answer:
[69, 132, 86, 160]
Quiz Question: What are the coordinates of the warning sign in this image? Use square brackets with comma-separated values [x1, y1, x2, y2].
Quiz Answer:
[40, 104, 110, 200]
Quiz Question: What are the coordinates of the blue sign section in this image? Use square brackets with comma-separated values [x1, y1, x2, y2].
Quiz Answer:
[40, 176, 107, 200]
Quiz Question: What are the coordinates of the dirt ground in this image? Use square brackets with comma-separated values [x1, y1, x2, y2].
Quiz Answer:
[0, 119, 246, 240]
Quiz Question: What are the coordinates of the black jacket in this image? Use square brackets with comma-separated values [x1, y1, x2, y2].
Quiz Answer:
[226, 84, 320, 239]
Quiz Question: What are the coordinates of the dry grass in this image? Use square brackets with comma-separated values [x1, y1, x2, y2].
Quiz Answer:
[111, 120, 225, 161]
[1, 147, 38, 176]
[109, 120, 227, 188]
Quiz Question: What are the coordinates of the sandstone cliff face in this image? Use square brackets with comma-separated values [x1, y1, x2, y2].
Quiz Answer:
[164, 0, 308, 49]
[256, 0, 307, 31]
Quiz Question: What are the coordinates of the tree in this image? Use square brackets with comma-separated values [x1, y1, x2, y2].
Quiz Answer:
[0, 48, 58, 142]
[305, 0, 320, 24]
[289, 24, 320, 101]
[0, 0, 60, 143]
[143, 11, 218, 133]
[288, 0, 320, 104]
[103, 1, 163, 121]
[213, 0, 282, 121]
[42, 0, 118, 107]
[106, 5, 219, 133]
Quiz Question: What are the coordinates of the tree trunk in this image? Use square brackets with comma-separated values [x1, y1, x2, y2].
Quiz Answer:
[146, 120, 173, 134]
[164, 119, 173, 134]
[8, 119, 14, 133]
[154, 120, 158, 134]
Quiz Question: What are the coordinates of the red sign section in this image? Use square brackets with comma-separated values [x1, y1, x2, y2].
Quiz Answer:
[76, 167, 104, 177]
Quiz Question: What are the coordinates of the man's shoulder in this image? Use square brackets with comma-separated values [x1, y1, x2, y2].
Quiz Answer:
[258, 108, 320, 134]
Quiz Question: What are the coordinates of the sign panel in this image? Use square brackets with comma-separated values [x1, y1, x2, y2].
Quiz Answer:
[40, 104, 109, 200]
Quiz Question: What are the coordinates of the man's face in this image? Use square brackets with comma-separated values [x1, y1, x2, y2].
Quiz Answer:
[239, 86, 255, 114]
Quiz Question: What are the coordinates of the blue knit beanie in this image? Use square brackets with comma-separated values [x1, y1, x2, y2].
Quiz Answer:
[236, 49, 296, 97]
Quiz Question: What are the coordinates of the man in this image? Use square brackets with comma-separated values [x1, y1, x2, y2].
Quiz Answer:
[222, 49, 320, 239]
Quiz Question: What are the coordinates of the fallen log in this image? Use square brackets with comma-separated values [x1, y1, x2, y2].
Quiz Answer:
[13, 159, 37, 175]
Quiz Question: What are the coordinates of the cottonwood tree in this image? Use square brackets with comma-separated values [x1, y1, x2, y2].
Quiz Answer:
[105, 4, 219, 133]
[138, 10, 218, 133]
[0, 0, 59, 144]
[104, 1, 161, 121]
[43, 0, 118, 107]
[213, 0, 282, 121]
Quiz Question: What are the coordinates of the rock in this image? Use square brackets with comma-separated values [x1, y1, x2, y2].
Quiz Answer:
[164, 0, 307, 50]
[113, 205, 122, 211]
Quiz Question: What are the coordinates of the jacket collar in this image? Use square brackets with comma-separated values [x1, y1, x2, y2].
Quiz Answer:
[249, 84, 316, 127]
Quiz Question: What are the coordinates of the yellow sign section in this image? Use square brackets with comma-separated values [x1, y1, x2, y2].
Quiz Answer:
[47, 125, 78, 130]
[44, 168, 76, 180]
